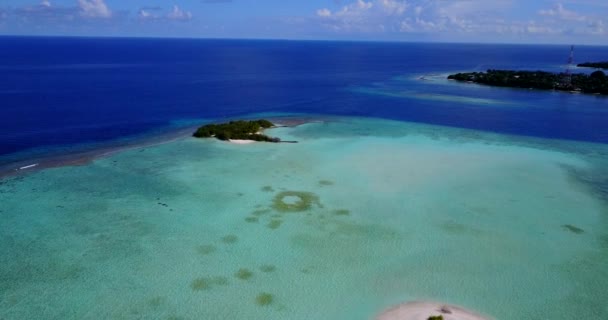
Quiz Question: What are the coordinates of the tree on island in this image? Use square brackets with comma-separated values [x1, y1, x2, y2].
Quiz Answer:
[591, 70, 606, 80]
[193, 119, 281, 143]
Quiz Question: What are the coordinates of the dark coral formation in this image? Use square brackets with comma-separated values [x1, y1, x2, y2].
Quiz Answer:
[255, 292, 274, 306]
[333, 209, 351, 216]
[562, 224, 585, 234]
[196, 245, 217, 255]
[272, 191, 321, 213]
[190, 276, 229, 291]
[221, 235, 239, 244]
[235, 268, 254, 280]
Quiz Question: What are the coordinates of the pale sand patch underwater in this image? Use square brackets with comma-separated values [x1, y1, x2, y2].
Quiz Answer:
[350, 86, 512, 106]
[1, 116, 608, 319]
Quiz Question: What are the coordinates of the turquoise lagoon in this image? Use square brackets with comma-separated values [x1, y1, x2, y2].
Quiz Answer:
[1, 116, 608, 319]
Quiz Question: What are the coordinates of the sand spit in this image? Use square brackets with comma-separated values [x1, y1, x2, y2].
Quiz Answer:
[376, 301, 492, 320]
[0, 116, 322, 179]
[229, 139, 257, 144]
[0, 125, 198, 179]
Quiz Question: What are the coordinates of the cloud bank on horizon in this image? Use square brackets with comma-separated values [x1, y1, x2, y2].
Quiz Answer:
[0, 0, 606, 44]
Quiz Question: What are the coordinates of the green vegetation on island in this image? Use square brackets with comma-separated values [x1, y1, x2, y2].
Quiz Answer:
[448, 69, 608, 95]
[193, 119, 280, 142]
[578, 62, 608, 69]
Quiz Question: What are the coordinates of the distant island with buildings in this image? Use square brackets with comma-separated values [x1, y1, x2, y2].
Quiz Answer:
[578, 62, 608, 69]
[448, 69, 608, 95]
[449, 46, 608, 95]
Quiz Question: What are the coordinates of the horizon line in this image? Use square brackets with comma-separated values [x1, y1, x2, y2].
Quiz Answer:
[1, 34, 606, 48]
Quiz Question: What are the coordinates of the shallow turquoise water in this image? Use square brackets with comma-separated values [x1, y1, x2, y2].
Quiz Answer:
[1, 117, 608, 319]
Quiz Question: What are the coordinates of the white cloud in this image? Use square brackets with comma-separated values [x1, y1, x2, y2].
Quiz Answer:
[538, 3, 605, 36]
[13, 0, 99, 23]
[137, 5, 193, 22]
[313, 0, 607, 39]
[539, 3, 586, 22]
[316, 0, 408, 32]
[525, 23, 557, 35]
[138, 8, 156, 20]
[167, 5, 192, 21]
[137, 6, 162, 20]
[317, 8, 332, 18]
[78, 0, 111, 18]
[399, 20, 413, 32]
[332, 0, 374, 19]
[356, 0, 374, 10]
[316, 0, 510, 34]
[378, 0, 407, 15]
[588, 19, 604, 34]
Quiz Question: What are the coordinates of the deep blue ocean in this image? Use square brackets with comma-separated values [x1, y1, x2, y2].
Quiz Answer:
[1, 37, 608, 164]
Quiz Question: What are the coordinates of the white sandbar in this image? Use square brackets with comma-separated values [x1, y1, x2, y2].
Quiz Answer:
[377, 301, 491, 320]
[228, 139, 256, 144]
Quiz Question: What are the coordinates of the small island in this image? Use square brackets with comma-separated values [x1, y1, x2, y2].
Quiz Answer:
[448, 69, 608, 95]
[193, 119, 282, 143]
[578, 62, 608, 69]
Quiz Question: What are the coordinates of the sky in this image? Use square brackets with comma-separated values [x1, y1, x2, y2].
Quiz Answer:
[0, 0, 606, 44]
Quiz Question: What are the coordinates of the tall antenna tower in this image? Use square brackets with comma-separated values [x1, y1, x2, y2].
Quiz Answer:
[563, 45, 574, 87]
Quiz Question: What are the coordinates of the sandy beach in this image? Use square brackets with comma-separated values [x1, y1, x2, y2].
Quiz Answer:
[229, 139, 257, 144]
[376, 302, 491, 320]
